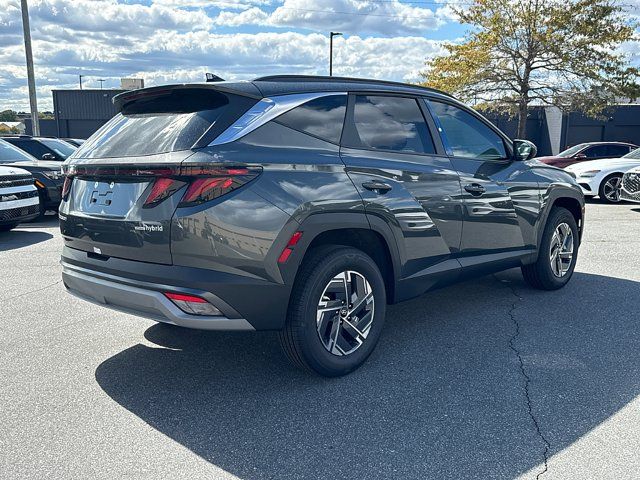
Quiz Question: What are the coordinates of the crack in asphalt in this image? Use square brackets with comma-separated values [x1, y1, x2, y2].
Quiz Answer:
[496, 276, 551, 479]
[0, 280, 62, 304]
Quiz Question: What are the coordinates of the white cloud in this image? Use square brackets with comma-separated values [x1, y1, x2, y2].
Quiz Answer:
[4, 0, 635, 112]
[210, 0, 454, 35]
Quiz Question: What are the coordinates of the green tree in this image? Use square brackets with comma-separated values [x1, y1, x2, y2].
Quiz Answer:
[421, 0, 639, 138]
[0, 110, 18, 122]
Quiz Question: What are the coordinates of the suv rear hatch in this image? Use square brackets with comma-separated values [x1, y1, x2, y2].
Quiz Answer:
[60, 85, 260, 264]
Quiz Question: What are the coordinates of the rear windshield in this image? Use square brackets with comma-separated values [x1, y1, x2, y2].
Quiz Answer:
[74, 89, 237, 159]
[0, 140, 36, 163]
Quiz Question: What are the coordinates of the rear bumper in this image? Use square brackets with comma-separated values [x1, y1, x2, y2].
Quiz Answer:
[60, 245, 291, 330]
[62, 260, 255, 330]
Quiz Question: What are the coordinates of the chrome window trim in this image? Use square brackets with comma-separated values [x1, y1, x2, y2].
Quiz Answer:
[210, 92, 347, 146]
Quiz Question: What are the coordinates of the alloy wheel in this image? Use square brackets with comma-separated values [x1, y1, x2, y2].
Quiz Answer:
[316, 270, 375, 356]
[549, 222, 574, 277]
[603, 176, 622, 202]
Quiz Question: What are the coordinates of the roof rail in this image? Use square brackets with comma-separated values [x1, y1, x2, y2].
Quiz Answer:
[253, 74, 452, 98]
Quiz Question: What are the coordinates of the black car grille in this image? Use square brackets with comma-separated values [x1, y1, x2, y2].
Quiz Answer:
[0, 203, 39, 221]
[0, 174, 34, 188]
[0, 189, 38, 203]
[622, 172, 640, 194]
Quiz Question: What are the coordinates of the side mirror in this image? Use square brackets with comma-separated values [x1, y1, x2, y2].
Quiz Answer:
[513, 139, 537, 161]
[574, 153, 587, 159]
[41, 153, 56, 161]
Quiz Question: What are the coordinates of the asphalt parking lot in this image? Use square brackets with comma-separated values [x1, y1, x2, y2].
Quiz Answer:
[0, 201, 638, 480]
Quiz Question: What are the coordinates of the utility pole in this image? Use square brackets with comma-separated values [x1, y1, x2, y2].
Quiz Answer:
[97, 79, 105, 89]
[79, 74, 85, 90]
[20, 0, 39, 136]
[329, 32, 342, 77]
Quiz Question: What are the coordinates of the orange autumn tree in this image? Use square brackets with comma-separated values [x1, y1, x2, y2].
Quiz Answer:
[422, 0, 639, 138]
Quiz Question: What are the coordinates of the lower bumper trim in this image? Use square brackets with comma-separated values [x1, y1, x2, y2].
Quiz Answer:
[62, 261, 255, 331]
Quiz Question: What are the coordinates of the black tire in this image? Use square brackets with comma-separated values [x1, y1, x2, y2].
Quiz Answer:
[279, 246, 387, 377]
[0, 223, 18, 232]
[29, 189, 47, 222]
[598, 173, 623, 203]
[521, 207, 579, 290]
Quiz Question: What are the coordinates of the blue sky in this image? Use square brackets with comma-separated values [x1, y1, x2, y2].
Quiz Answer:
[0, 0, 636, 111]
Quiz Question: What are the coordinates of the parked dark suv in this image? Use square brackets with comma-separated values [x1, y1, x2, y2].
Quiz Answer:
[60, 76, 585, 376]
[3, 135, 77, 162]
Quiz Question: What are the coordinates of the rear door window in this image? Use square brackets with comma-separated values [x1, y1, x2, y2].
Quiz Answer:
[275, 95, 347, 144]
[74, 89, 247, 159]
[583, 145, 607, 158]
[345, 95, 436, 154]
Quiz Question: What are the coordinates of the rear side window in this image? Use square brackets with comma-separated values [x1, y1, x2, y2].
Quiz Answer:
[276, 95, 347, 144]
[75, 89, 242, 159]
[606, 145, 630, 157]
[347, 95, 435, 154]
[428, 100, 507, 160]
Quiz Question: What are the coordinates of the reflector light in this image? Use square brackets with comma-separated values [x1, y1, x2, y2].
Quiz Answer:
[165, 292, 207, 303]
[277, 248, 293, 264]
[164, 292, 222, 316]
[287, 231, 303, 247]
[278, 231, 303, 264]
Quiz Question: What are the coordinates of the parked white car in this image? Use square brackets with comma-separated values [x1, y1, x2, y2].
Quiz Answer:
[0, 165, 40, 232]
[565, 148, 640, 203]
[621, 166, 640, 203]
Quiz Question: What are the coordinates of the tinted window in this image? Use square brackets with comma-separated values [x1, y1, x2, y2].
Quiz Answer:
[39, 138, 76, 159]
[558, 144, 587, 157]
[348, 95, 435, 154]
[75, 90, 239, 158]
[428, 101, 507, 160]
[5, 139, 53, 160]
[606, 145, 630, 157]
[584, 145, 607, 158]
[0, 140, 36, 163]
[276, 95, 346, 144]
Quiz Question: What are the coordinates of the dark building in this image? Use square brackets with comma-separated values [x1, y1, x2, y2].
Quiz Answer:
[25, 89, 125, 139]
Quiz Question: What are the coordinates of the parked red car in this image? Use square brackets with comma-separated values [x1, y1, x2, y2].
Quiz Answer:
[537, 141, 638, 168]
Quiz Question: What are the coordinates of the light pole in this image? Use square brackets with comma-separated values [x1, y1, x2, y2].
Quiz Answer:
[79, 74, 85, 90]
[97, 79, 105, 89]
[329, 32, 342, 77]
[20, 0, 39, 136]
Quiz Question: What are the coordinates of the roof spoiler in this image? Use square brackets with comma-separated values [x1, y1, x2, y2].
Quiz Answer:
[112, 83, 261, 112]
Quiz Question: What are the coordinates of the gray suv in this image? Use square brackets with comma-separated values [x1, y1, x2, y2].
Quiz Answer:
[60, 76, 585, 376]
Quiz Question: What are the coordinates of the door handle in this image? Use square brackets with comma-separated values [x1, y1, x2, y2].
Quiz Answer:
[464, 183, 486, 196]
[362, 181, 393, 194]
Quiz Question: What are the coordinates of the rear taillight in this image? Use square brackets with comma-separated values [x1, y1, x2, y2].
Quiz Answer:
[143, 178, 186, 208]
[164, 292, 222, 316]
[177, 166, 261, 207]
[62, 176, 73, 199]
[63, 164, 261, 208]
